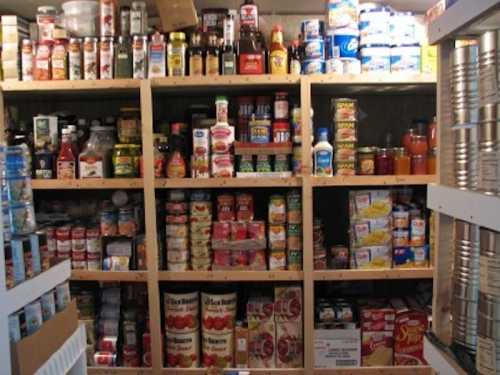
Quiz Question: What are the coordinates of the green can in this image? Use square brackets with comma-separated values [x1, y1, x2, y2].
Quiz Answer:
[286, 189, 302, 224]
[274, 154, 289, 172]
[238, 155, 254, 172]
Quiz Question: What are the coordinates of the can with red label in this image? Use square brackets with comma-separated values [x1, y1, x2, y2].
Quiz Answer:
[46, 226, 57, 253]
[56, 226, 71, 259]
[94, 352, 116, 366]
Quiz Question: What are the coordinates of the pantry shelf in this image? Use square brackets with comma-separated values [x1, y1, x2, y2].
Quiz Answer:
[311, 175, 436, 187]
[151, 75, 301, 90]
[428, 0, 500, 44]
[427, 184, 500, 232]
[31, 179, 144, 190]
[313, 268, 434, 281]
[315, 366, 433, 374]
[161, 369, 305, 375]
[155, 177, 302, 189]
[158, 271, 304, 282]
[88, 368, 152, 374]
[70, 270, 148, 282]
[0, 79, 141, 93]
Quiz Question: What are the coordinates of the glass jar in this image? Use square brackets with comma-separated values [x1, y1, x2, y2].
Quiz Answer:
[427, 148, 437, 174]
[375, 148, 394, 175]
[167, 32, 187, 77]
[357, 147, 376, 175]
[393, 147, 411, 175]
[117, 107, 141, 144]
[114, 35, 132, 78]
[409, 135, 428, 156]
[113, 144, 137, 177]
[79, 126, 116, 178]
[402, 128, 416, 153]
[411, 154, 428, 175]
[130, 1, 148, 35]
[130, 144, 141, 174]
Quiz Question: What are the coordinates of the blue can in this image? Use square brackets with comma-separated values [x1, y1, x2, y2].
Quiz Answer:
[302, 59, 325, 75]
[301, 19, 325, 41]
[304, 39, 325, 59]
[332, 28, 359, 58]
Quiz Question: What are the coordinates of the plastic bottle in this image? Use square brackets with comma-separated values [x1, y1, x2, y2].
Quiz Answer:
[269, 25, 288, 75]
[313, 128, 333, 176]
[57, 128, 76, 179]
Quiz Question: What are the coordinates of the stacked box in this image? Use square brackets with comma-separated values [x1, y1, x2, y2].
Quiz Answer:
[247, 297, 276, 368]
[190, 191, 212, 270]
[349, 190, 393, 269]
[360, 304, 395, 366]
[332, 98, 358, 176]
[1, 15, 29, 80]
[166, 190, 189, 271]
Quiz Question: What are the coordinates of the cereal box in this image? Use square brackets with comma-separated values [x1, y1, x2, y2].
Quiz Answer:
[276, 321, 303, 368]
[275, 286, 302, 322]
[248, 319, 276, 368]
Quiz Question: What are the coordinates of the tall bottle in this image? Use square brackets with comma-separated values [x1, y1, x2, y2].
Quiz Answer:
[269, 25, 288, 75]
[222, 12, 237, 75]
[57, 128, 76, 179]
[188, 32, 204, 76]
[240, 0, 258, 31]
[289, 39, 302, 74]
[205, 33, 220, 76]
[100, 0, 117, 37]
[313, 128, 333, 177]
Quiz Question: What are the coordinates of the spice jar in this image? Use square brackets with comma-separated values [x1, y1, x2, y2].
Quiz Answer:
[273, 121, 290, 143]
[394, 147, 411, 175]
[427, 148, 437, 174]
[409, 135, 428, 156]
[52, 38, 68, 80]
[167, 32, 187, 77]
[34, 41, 52, 80]
[375, 148, 394, 175]
[113, 144, 137, 177]
[411, 154, 427, 175]
[357, 147, 376, 175]
[117, 107, 141, 144]
[130, 1, 148, 35]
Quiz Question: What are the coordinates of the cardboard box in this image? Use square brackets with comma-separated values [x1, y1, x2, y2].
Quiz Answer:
[276, 321, 303, 368]
[154, 0, 198, 32]
[361, 331, 394, 366]
[248, 319, 275, 368]
[315, 328, 361, 368]
[11, 300, 79, 375]
[393, 307, 428, 366]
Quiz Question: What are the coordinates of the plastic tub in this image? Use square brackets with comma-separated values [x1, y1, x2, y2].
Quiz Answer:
[62, 1, 98, 37]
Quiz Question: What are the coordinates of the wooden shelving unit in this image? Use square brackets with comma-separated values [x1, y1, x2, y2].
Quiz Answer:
[0, 74, 437, 374]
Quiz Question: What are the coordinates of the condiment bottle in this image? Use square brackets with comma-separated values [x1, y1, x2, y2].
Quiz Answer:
[238, 28, 264, 75]
[148, 32, 166, 78]
[100, 0, 117, 37]
[313, 128, 333, 177]
[52, 38, 68, 80]
[167, 32, 187, 77]
[240, 0, 259, 31]
[205, 33, 220, 76]
[222, 12, 237, 75]
[166, 133, 187, 178]
[289, 39, 302, 74]
[57, 128, 76, 179]
[188, 32, 204, 76]
[269, 25, 288, 75]
[115, 36, 132, 78]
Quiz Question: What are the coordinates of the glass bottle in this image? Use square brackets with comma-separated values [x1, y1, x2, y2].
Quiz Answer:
[114, 36, 132, 78]
[222, 13, 236, 75]
[205, 33, 220, 76]
[57, 128, 76, 179]
[188, 32, 204, 76]
[289, 39, 302, 74]
[240, 0, 259, 31]
[375, 148, 394, 175]
[393, 147, 411, 175]
[148, 32, 166, 78]
[167, 32, 187, 77]
[269, 25, 288, 75]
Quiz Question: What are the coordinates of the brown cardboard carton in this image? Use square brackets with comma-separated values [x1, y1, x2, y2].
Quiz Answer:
[154, 0, 198, 32]
[11, 300, 79, 375]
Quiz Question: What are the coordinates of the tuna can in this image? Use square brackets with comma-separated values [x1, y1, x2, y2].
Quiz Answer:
[301, 19, 324, 41]
[390, 44, 421, 73]
[304, 39, 325, 59]
[360, 45, 390, 73]
[359, 7, 391, 46]
[302, 59, 325, 75]
[329, 28, 359, 59]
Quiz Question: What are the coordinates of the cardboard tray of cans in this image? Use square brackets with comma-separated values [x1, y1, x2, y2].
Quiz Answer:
[234, 142, 293, 155]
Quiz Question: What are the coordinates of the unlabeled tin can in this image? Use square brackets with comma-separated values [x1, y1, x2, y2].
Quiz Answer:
[451, 44, 479, 126]
[479, 30, 500, 107]
[453, 126, 478, 190]
[478, 104, 499, 195]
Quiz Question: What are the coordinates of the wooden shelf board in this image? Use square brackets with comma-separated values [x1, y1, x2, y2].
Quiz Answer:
[155, 177, 302, 189]
[315, 366, 432, 375]
[162, 369, 304, 375]
[88, 368, 152, 375]
[151, 75, 301, 89]
[312, 175, 436, 187]
[0, 79, 140, 93]
[32, 179, 144, 190]
[158, 271, 304, 282]
[71, 270, 148, 282]
[313, 268, 434, 281]
[309, 73, 436, 85]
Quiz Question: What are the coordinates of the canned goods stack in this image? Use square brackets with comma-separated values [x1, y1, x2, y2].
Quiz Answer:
[211, 97, 235, 178]
[325, 0, 361, 74]
[190, 191, 212, 271]
[165, 190, 190, 271]
[452, 220, 480, 354]
[313, 218, 327, 269]
[286, 190, 303, 270]
[453, 126, 478, 190]
[301, 19, 327, 74]
[477, 228, 500, 374]
[333, 98, 358, 176]
[93, 287, 121, 366]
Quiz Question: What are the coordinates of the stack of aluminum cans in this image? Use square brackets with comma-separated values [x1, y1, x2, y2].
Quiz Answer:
[452, 219, 480, 354]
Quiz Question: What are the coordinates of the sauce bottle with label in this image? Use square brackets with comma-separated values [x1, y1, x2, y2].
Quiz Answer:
[188, 32, 204, 76]
[205, 33, 220, 76]
[240, 0, 258, 31]
[167, 32, 187, 77]
[222, 12, 237, 75]
[313, 128, 333, 177]
[238, 28, 264, 75]
[57, 128, 76, 179]
[269, 25, 288, 75]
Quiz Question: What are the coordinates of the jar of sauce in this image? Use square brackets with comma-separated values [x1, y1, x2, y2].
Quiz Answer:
[402, 128, 416, 153]
[375, 148, 394, 175]
[118, 107, 141, 144]
[113, 144, 137, 177]
[409, 135, 428, 156]
[427, 148, 437, 174]
[357, 147, 376, 175]
[394, 147, 411, 175]
[411, 154, 427, 175]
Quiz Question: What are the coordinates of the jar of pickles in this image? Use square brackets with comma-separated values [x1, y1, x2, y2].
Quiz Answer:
[113, 144, 139, 177]
[394, 147, 411, 175]
[375, 148, 394, 175]
[117, 107, 141, 144]
[357, 147, 376, 175]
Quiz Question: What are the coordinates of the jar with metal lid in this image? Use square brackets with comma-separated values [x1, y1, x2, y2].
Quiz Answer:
[274, 92, 289, 120]
[115, 36, 132, 78]
[411, 154, 427, 175]
[37, 5, 58, 42]
[167, 32, 187, 77]
[118, 107, 141, 144]
[409, 135, 428, 156]
[394, 147, 411, 175]
[357, 147, 376, 175]
[375, 148, 394, 175]
[119, 6, 130, 36]
[130, 1, 148, 35]
[113, 144, 138, 177]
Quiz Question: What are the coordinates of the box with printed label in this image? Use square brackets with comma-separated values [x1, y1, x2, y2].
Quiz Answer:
[315, 328, 361, 368]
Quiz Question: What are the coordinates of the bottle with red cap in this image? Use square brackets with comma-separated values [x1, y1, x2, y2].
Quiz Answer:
[270, 25, 288, 75]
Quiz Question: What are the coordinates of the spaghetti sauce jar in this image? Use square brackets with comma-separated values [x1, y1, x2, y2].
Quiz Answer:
[393, 147, 411, 175]
[375, 148, 394, 175]
[357, 147, 376, 175]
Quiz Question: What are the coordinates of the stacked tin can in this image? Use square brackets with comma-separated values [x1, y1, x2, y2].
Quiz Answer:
[333, 98, 358, 176]
[477, 228, 500, 374]
[451, 44, 479, 190]
[301, 19, 326, 74]
[313, 218, 327, 269]
[190, 191, 212, 271]
[165, 190, 189, 271]
[324, 0, 361, 74]
[452, 219, 480, 354]
[286, 190, 303, 270]
[477, 31, 500, 195]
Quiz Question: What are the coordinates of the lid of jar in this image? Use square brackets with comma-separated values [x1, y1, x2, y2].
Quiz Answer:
[120, 107, 140, 113]
[115, 144, 133, 148]
[275, 91, 288, 97]
[132, 1, 147, 9]
[412, 135, 427, 141]
[412, 154, 426, 159]
[130, 145, 141, 148]
[169, 32, 186, 41]
[393, 147, 406, 154]
[216, 96, 228, 103]
[91, 126, 115, 131]
[37, 5, 58, 13]
[377, 147, 391, 153]
[357, 147, 377, 154]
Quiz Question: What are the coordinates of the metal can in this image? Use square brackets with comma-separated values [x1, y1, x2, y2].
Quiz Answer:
[68, 37, 82, 80]
[100, 207, 118, 236]
[100, 37, 114, 79]
[274, 154, 290, 172]
[56, 226, 71, 259]
[292, 145, 302, 175]
[21, 39, 34, 81]
[287, 223, 302, 251]
[133, 35, 148, 79]
[287, 190, 302, 224]
[118, 206, 137, 237]
[256, 155, 272, 173]
[83, 37, 98, 80]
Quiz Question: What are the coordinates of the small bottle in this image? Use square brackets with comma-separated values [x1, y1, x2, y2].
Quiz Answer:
[240, 0, 259, 31]
[289, 39, 302, 74]
[57, 128, 76, 179]
[222, 12, 237, 75]
[205, 33, 220, 76]
[188, 32, 204, 76]
[167, 32, 187, 77]
[119, 6, 130, 36]
[115, 36, 132, 78]
[269, 25, 288, 75]
[313, 128, 333, 177]
[148, 32, 166, 78]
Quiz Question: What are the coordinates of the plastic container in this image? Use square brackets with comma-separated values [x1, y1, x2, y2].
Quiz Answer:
[390, 44, 421, 73]
[390, 12, 418, 46]
[360, 45, 390, 73]
[303, 59, 325, 74]
[62, 1, 99, 37]
[330, 28, 359, 59]
[359, 7, 391, 46]
[304, 39, 325, 59]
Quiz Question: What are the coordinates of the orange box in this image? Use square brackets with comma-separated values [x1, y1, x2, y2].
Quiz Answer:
[394, 310, 428, 365]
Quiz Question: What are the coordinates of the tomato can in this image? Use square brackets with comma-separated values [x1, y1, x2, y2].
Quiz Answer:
[56, 226, 71, 258]
[166, 331, 200, 368]
[164, 291, 199, 333]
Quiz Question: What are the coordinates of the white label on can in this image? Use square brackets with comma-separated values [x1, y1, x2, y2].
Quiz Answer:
[477, 336, 496, 375]
[480, 255, 500, 297]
